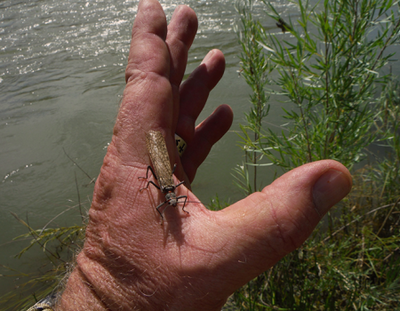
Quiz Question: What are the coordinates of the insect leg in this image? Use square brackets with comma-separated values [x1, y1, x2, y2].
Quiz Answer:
[175, 180, 185, 188]
[138, 166, 161, 191]
[171, 163, 177, 174]
[176, 195, 189, 214]
[140, 180, 161, 192]
[155, 200, 167, 220]
[138, 165, 158, 180]
[170, 166, 186, 190]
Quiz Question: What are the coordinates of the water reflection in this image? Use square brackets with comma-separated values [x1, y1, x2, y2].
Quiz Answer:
[0, 0, 291, 298]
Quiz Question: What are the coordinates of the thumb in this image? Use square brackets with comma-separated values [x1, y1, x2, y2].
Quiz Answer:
[216, 160, 352, 287]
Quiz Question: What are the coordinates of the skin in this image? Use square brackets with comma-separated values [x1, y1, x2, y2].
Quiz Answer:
[56, 0, 353, 310]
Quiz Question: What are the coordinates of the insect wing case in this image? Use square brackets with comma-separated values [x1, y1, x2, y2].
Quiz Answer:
[145, 131, 174, 190]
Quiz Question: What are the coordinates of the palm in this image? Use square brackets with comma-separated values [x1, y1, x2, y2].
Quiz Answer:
[58, 1, 352, 310]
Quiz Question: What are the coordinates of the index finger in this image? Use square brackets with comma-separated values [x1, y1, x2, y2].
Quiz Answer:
[115, 0, 174, 166]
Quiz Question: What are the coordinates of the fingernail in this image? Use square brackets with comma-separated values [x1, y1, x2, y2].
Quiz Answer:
[201, 49, 215, 64]
[312, 169, 352, 216]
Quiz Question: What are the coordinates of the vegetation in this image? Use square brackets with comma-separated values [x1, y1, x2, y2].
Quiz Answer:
[0, 218, 85, 310]
[0, 177, 88, 310]
[2, 0, 400, 309]
[232, 0, 400, 309]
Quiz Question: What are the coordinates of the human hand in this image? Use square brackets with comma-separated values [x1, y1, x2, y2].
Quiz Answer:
[56, 0, 352, 310]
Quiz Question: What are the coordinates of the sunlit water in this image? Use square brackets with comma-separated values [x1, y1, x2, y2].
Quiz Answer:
[0, 0, 298, 299]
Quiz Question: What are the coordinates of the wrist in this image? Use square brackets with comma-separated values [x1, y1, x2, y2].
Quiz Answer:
[56, 250, 155, 310]
[55, 249, 227, 311]
[55, 258, 106, 310]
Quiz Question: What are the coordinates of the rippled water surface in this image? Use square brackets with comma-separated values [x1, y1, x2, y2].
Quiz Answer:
[0, 0, 296, 298]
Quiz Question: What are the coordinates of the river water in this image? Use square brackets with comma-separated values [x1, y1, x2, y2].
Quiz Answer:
[0, 0, 298, 300]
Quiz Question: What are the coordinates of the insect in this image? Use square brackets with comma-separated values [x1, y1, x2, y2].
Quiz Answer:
[276, 18, 292, 33]
[139, 130, 188, 220]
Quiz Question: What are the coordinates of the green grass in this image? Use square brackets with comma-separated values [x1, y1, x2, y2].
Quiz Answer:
[232, 0, 400, 309]
[2, 0, 400, 309]
[0, 206, 85, 310]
